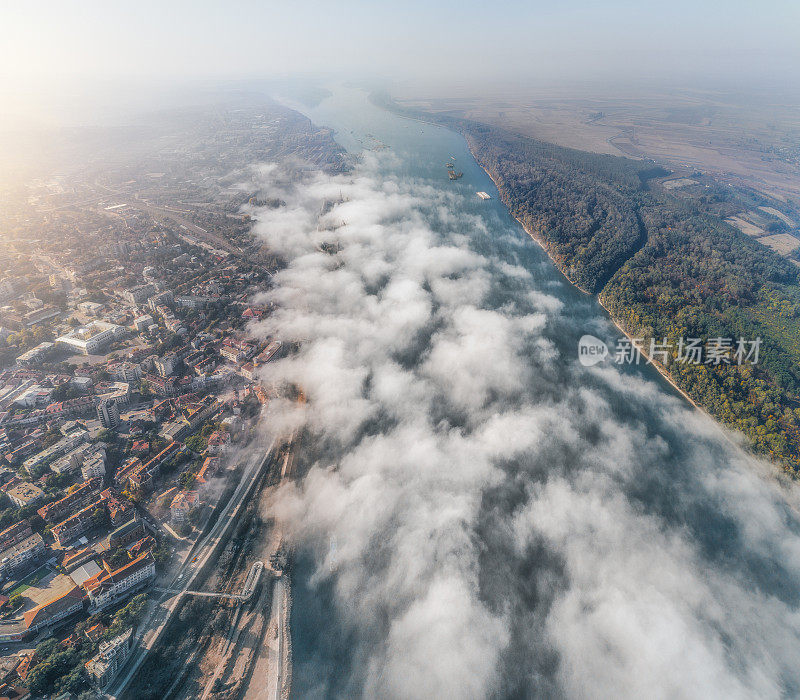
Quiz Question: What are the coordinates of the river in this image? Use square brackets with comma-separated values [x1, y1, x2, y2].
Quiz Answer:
[251, 86, 800, 699]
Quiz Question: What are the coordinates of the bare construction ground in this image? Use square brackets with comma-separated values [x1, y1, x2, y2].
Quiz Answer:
[758, 233, 800, 256]
[243, 574, 290, 700]
[169, 484, 287, 700]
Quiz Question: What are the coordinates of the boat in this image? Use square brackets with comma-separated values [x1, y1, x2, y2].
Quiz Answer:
[477, 191, 492, 200]
[448, 170, 463, 180]
[445, 162, 454, 168]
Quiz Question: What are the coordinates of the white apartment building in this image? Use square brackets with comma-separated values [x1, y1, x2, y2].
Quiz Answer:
[132, 314, 154, 332]
[81, 453, 107, 480]
[56, 321, 126, 355]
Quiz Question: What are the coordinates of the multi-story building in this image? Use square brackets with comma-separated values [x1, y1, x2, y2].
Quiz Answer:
[0, 532, 45, 577]
[85, 628, 133, 689]
[117, 442, 184, 494]
[44, 395, 95, 421]
[107, 361, 142, 383]
[107, 518, 146, 549]
[175, 295, 214, 309]
[6, 440, 39, 466]
[50, 443, 106, 478]
[121, 283, 156, 305]
[126, 464, 155, 493]
[81, 453, 107, 480]
[0, 520, 33, 551]
[255, 339, 282, 365]
[113, 457, 142, 490]
[220, 342, 245, 363]
[49, 443, 106, 476]
[77, 301, 105, 316]
[144, 372, 180, 397]
[51, 501, 106, 547]
[195, 456, 219, 490]
[97, 399, 120, 430]
[37, 477, 102, 524]
[154, 354, 178, 377]
[55, 321, 126, 355]
[22, 426, 88, 475]
[23, 585, 86, 634]
[157, 396, 219, 441]
[83, 552, 155, 612]
[16, 342, 54, 366]
[132, 314, 154, 332]
[170, 490, 198, 523]
[100, 489, 132, 527]
[183, 395, 219, 432]
[13, 385, 53, 408]
[22, 305, 60, 327]
[96, 381, 130, 406]
[6, 482, 45, 508]
[206, 430, 230, 455]
[147, 290, 173, 312]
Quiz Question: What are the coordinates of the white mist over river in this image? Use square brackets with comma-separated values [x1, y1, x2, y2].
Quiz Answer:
[245, 87, 800, 699]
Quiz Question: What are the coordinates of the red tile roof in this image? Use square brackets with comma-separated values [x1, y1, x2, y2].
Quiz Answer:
[23, 585, 85, 629]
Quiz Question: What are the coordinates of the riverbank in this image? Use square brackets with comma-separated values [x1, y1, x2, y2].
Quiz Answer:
[271, 85, 800, 697]
[381, 97, 709, 419]
[469, 142, 714, 403]
[465, 138, 753, 456]
[471, 156, 593, 296]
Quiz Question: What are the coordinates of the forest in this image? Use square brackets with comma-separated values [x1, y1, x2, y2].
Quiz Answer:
[461, 123, 655, 292]
[377, 94, 800, 470]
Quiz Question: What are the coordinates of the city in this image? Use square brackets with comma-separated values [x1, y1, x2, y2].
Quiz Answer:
[0, 98, 339, 698]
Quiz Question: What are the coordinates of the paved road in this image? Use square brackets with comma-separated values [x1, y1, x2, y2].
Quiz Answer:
[106, 442, 275, 698]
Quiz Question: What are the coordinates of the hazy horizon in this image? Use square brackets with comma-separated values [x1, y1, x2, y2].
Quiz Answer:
[2, 0, 800, 128]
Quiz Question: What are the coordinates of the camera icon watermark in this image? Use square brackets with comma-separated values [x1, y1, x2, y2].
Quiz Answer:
[578, 335, 761, 367]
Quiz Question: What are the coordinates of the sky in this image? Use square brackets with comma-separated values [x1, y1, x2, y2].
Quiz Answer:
[2, 0, 799, 93]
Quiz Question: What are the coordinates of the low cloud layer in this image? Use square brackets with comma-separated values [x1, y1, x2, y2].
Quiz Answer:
[245, 153, 800, 699]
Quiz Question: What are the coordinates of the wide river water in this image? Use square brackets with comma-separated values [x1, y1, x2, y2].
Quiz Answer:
[257, 87, 800, 699]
